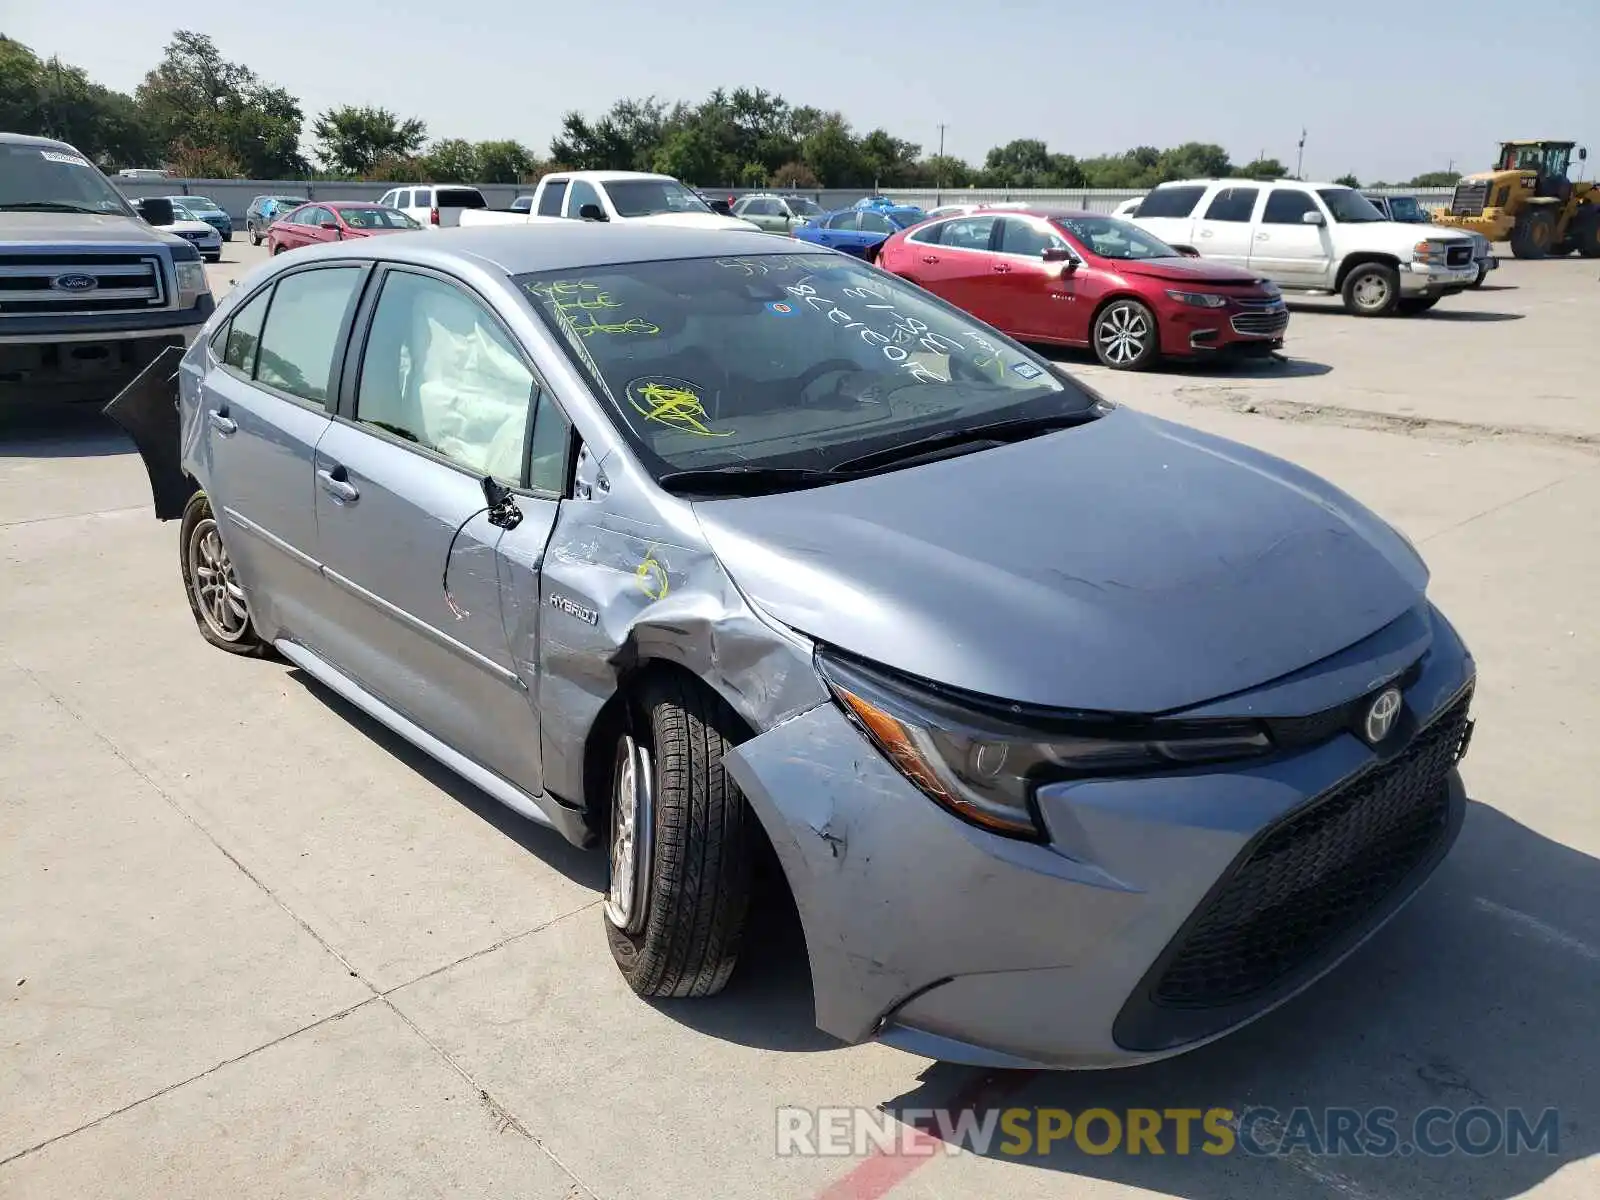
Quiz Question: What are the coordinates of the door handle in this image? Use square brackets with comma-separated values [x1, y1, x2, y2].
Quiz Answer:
[316, 468, 359, 503]
[207, 411, 237, 436]
[1199, 229, 1214, 237]
[921, 255, 940, 264]
[992, 263, 1012, 273]
[1255, 233, 1270, 241]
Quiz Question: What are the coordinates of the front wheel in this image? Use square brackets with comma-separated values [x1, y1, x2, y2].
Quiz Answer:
[180, 492, 267, 656]
[1341, 263, 1401, 316]
[605, 674, 753, 998]
[250, 228, 263, 246]
[1398, 296, 1440, 315]
[1510, 209, 1555, 259]
[1092, 299, 1160, 370]
[1469, 262, 1489, 288]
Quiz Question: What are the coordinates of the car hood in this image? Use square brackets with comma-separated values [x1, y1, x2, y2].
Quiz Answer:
[626, 211, 763, 233]
[0, 210, 184, 249]
[694, 408, 1428, 714]
[159, 220, 219, 236]
[1113, 256, 1269, 285]
[1356, 219, 1475, 249]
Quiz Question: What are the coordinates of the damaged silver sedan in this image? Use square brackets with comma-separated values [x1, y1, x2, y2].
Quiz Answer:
[109, 224, 1476, 1069]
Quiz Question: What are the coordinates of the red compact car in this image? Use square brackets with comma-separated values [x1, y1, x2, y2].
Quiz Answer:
[267, 201, 422, 255]
[876, 208, 1288, 370]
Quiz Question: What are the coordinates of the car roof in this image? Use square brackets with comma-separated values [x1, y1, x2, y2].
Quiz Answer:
[326, 201, 387, 208]
[271, 222, 788, 276]
[1154, 177, 1349, 189]
[0, 132, 80, 152]
[542, 170, 676, 183]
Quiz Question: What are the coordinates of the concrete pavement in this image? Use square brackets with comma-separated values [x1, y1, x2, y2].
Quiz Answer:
[2, 245, 1596, 1199]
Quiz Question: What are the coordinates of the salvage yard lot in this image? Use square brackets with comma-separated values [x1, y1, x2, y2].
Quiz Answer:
[3, 244, 1598, 1200]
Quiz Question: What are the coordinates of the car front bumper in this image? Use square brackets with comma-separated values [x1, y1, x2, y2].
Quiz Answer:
[722, 604, 1475, 1070]
[1400, 261, 1478, 296]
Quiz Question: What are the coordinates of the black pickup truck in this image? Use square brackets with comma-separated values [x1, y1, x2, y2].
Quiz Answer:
[1, 132, 214, 406]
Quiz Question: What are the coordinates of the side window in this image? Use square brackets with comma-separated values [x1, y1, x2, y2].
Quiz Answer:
[939, 215, 997, 251]
[220, 286, 271, 376]
[1261, 189, 1320, 225]
[1202, 187, 1260, 222]
[355, 270, 535, 483]
[526, 392, 570, 494]
[1136, 185, 1206, 218]
[413, 189, 432, 209]
[254, 267, 364, 405]
[378, 191, 394, 208]
[859, 211, 893, 235]
[998, 218, 1065, 256]
[825, 211, 858, 230]
[567, 180, 603, 218]
[907, 221, 945, 245]
[537, 182, 568, 216]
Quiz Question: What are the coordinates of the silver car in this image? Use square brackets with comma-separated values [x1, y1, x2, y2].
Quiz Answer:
[110, 224, 1476, 1069]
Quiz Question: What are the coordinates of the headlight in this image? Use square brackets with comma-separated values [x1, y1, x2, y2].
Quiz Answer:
[174, 260, 211, 308]
[1411, 240, 1445, 264]
[817, 651, 1274, 840]
[1165, 289, 1228, 308]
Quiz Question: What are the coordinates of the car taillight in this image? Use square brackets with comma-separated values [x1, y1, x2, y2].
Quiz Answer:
[430, 207, 439, 225]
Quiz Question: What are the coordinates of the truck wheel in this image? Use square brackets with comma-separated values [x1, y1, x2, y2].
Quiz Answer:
[1398, 296, 1439, 315]
[1092, 299, 1161, 370]
[1510, 209, 1555, 259]
[1470, 262, 1489, 287]
[604, 673, 753, 998]
[180, 492, 267, 656]
[1574, 211, 1600, 259]
[1340, 262, 1401, 316]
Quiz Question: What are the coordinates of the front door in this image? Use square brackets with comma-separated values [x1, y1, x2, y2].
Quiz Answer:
[312, 265, 564, 795]
[1249, 187, 1335, 288]
[988, 216, 1078, 341]
[196, 263, 367, 644]
[1189, 185, 1261, 269]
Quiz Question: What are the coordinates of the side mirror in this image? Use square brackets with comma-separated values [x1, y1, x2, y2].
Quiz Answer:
[578, 203, 607, 222]
[1041, 246, 1073, 263]
[320, 221, 339, 231]
[1175, 245, 1201, 258]
[709, 200, 732, 215]
[1301, 210, 1326, 226]
[1580, 147, 1588, 161]
[135, 197, 174, 227]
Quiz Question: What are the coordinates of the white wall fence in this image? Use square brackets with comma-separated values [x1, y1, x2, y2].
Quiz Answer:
[113, 177, 1457, 223]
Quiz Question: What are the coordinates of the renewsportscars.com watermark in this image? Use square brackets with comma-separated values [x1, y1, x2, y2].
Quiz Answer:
[776, 1105, 1561, 1159]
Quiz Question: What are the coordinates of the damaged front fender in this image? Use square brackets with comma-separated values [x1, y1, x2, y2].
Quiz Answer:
[101, 343, 195, 520]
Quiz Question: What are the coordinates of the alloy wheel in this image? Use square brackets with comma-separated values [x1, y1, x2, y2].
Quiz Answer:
[1097, 303, 1149, 365]
[1353, 272, 1391, 312]
[604, 735, 654, 935]
[188, 518, 250, 642]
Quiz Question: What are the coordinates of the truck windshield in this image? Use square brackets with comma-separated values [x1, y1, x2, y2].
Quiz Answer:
[517, 251, 1095, 479]
[1385, 196, 1424, 222]
[0, 143, 134, 216]
[604, 180, 713, 217]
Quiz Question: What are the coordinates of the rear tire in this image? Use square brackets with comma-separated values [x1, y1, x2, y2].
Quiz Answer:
[1397, 296, 1439, 315]
[1340, 262, 1401, 316]
[1092, 299, 1160, 370]
[604, 673, 753, 998]
[250, 227, 262, 246]
[179, 492, 267, 656]
[1573, 211, 1600, 259]
[1510, 209, 1555, 259]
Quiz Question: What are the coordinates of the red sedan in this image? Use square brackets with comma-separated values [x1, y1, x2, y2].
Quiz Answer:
[876, 208, 1288, 370]
[267, 201, 421, 255]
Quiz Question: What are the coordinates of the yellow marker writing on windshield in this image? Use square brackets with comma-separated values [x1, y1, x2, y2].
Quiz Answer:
[628, 383, 733, 437]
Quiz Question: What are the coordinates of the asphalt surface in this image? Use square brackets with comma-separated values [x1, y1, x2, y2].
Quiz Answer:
[3, 241, 1597, 1199]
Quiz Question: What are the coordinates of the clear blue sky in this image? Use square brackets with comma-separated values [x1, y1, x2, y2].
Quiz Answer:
[8, 0, 1597, 183]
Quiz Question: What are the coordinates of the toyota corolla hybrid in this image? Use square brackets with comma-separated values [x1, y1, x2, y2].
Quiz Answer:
[876, 208, 1289, 369]
[107, 224, 1474, 1070]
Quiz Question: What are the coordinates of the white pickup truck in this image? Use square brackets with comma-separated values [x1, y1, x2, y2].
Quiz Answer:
[1130, 178, 1480, 316]
[459, 171, 761, 233]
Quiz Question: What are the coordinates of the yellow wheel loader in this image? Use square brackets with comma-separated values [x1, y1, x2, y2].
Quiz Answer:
[1429, 140, 1600, 259]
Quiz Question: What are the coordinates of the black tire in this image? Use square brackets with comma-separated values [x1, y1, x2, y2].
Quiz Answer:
[1510, 209, 1555, 259]
[249, 224, 263, 246]
[1469, 262, 1489, 288]
[1340, 261, 1401, 316]
[604, 673, 753, 998]
[1398, 296, 1440, 315]
[271, 242, 286, 255]
[179, 492, 267, 656]
[1091, 298, 1160, 370]
[1574, 211, 1600, 259]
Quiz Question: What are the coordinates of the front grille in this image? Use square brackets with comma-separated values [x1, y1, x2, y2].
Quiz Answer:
[1446, 244, 1473, 268]
[1230, 308, 1289, 336]
[1450, 181, 1489, 216]
[0, 253, 166, 314]
[1150, 688, 1473, 1009]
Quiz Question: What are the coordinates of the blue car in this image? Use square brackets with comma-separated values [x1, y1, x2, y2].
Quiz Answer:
[792, 205, 926, 259]
[160, 195, 233, 241]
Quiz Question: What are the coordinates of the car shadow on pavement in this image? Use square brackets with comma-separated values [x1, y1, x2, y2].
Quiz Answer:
[1039, 347, 1332, 381]
[0, 406, 132, 458]
[876, 798, 1598, 1197]
[281, 664, 607, 893]
[1413, 310, 1527, 322]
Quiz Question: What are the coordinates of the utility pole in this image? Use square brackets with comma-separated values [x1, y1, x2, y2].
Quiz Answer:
[1295, 128, 1307, 180]
[936, 123, 948, 206]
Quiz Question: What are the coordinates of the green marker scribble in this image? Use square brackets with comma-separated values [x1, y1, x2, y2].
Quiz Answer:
[572, 314, 660, 337]
[628, 382, 732, 437]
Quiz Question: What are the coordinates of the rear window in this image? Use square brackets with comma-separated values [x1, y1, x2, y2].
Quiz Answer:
[516, 252, 1091, 479]
[1202, 187, 1259, 222]
[436, 188, 487, 209]
[1136, 185, 1205, 219]
[537, 182, 568, 217]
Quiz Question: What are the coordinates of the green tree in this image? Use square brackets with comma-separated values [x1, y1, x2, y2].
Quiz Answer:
[801, 114, 863, 187]
[653, 124, 728, 185]
[857, 129, 922, 186]
[980, 139, 1083, 188]
[1238, 156, 1288, 179]
[1333, 172, 1361, 187]
[424, 138, 478, 181]
[475, 139, 535, 183]
[0, 36, 160, 167]
[1409, 170, 1461, 187]
[771, 160, 820, 188]
[920, 154, 972, 188]
[312, 105, 426, 176]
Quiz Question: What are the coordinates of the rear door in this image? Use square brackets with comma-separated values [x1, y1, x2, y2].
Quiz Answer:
[195, 263, 368, 646]
[1249, 186, 1334, 287]
[1190, 185, 1262, 268]
[918, 214, 1002, 319]
[312, 265, 565, 794]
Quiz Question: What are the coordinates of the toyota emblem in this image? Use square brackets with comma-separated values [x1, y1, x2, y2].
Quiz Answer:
[1363, 687, 1403, 745]
[52, 272, 98, 293]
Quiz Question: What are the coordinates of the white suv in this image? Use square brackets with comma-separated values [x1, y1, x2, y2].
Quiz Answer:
[1130, 179, 1479, 316]
[374, 184, 488, 228]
